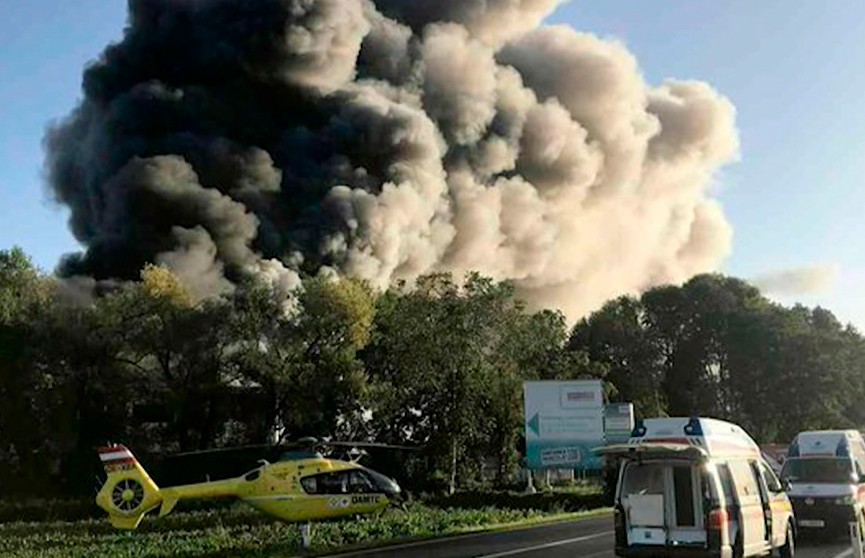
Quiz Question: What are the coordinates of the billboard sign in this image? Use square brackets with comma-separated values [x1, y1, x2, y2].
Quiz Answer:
[523, 380, 605, 470]
[604, 403, 635, 443]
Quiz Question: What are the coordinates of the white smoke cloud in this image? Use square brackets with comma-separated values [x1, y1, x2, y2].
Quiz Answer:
[375, 0, 568, 47]
[277, 0, 371, 94]
[156, 226, 235, 302]
[336, 19, 739, 319]
[752, 265, 839, 297]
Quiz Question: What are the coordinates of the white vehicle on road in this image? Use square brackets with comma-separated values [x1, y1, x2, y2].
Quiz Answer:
[782, 430, 865, 536]
[600, 417, 795, 558]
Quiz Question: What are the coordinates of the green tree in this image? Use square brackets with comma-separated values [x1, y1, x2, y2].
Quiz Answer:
[0, 247, 49, 324]
[570, 273, 865, 445]
[570, 296, 664, 417]
[24, 299, 135, 495]
[364, 274, 497, 492]
[642, 275, 767, 418]
[95, 266, 235, 451]
[365, 273, 602, 491]
[767, 306, 861, 441]
[231, 276, 376, 443]
[0, 247, 58, 495]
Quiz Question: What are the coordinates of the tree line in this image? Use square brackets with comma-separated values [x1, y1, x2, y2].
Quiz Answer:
[1, 247, 863, 498]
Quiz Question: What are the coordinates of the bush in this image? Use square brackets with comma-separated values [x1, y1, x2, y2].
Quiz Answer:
[427, 488, 605, 513]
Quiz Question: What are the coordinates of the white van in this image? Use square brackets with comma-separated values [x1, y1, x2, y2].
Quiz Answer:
[600, 417, 795, 558]
[782, 430, 865, 536]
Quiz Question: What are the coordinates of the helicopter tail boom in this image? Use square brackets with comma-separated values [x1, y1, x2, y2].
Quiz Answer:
[95, 445, 245, 529]
[95, 445, 162, 529]
[158, 477, 241, 517]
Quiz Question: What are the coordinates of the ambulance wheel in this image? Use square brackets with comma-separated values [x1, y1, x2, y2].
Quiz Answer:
[779, 522, 795, 558]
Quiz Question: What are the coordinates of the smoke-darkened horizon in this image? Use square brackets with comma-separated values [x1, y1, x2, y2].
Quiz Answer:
[45, 0, 738, 318]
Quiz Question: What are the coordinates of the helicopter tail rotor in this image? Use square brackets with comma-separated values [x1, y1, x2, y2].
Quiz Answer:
[95, 445, 162, 529]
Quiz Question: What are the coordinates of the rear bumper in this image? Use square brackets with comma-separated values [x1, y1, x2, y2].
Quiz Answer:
[616, 545, 732, 558]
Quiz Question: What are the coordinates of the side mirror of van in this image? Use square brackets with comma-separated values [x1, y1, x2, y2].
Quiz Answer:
[782, 480, 792, 492]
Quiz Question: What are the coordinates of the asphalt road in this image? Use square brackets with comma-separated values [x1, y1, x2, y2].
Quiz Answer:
[798, 535, 853, 558]
[324, 516, 855, 558]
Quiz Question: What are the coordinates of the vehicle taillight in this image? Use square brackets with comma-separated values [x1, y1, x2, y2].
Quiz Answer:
[708, 508, 729, 530]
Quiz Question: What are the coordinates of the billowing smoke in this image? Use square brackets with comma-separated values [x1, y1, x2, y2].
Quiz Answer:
[753, 265, 839, 297]
[45, 0, 738, 317]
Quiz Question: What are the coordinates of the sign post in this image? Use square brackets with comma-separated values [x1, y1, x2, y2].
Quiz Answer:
[523, 380, 605, 471]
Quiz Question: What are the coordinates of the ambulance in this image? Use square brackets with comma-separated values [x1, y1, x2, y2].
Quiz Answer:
[599, 417, 795, 558]
[782, 430, 865, 536]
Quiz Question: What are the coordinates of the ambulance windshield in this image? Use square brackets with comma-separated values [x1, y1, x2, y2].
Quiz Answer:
[781, 457, 854, 483]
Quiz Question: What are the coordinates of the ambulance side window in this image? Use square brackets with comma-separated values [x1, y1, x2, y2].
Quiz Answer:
[715, 464, 736, 506]
[759, 462, 782, 492]
[750, 461, 770, 502]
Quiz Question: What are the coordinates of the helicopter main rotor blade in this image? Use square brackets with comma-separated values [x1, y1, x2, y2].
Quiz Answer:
[321, 441, 424, 451]
[164, 438, 422, 461]
[172, 444, 273, 457]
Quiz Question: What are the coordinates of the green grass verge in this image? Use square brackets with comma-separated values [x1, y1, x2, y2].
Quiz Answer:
[0, 502, 611, 558]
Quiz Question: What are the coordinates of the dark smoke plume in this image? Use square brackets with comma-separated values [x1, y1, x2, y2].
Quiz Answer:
[46, 0, 738, 317]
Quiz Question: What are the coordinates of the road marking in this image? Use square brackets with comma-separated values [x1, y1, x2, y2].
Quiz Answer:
[476, 531, 613, 558]
[324, 529, 552, 557]
[830, 548, 852, 558]
[325, 524, 611, 557]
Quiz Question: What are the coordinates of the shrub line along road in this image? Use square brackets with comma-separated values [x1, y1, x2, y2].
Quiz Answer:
[323, 516, 851, 558]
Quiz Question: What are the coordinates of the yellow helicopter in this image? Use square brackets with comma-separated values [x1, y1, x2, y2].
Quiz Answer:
[95, 438, 407, 530]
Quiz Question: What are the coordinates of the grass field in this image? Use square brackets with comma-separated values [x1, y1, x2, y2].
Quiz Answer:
[0, 501, 610, 558]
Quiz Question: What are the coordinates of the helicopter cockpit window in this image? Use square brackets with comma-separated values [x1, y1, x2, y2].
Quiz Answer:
[301, 472, 346, 494]
[300, 470, 379, 495]
[349, 470, 376, 493]
[300, 476, 318, 494]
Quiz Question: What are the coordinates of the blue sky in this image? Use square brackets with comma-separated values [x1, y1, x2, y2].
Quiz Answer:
[551, 0, 865, 328]
[0, 1, 126, 266]
[1, 1, 864, 326]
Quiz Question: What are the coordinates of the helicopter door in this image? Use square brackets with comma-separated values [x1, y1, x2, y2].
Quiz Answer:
[299, 470, 387, 517]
